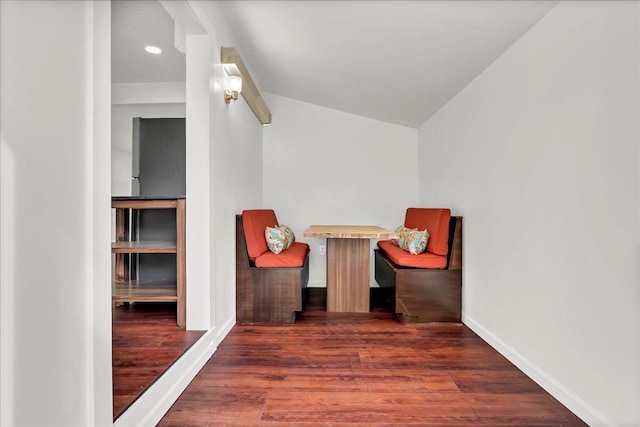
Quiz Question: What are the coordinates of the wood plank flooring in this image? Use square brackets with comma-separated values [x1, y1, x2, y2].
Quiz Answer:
[159, 289, 586, 426]
[112, 302, 204, 419]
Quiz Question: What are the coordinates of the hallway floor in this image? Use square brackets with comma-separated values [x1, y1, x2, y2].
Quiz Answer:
[158, 289, 585, 426]
[112, 302, 204, 419]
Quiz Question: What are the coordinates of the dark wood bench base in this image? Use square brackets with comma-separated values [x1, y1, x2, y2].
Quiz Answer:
[236, 215, 309, 324]
[374, 216, 462, 323]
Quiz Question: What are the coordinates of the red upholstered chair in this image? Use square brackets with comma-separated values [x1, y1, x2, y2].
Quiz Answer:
[374, 208, 462, 323]
[236, 210, 310, 323]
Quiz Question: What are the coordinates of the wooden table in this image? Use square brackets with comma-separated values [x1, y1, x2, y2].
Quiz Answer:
[304, 225, 398, 312]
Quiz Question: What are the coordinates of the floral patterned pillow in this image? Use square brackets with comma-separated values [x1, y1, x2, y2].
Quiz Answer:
[404, 229, 429, 255]
[265, 225, 295, 254]
[280, 225, 295, 246]
[392, 226, 416, 248]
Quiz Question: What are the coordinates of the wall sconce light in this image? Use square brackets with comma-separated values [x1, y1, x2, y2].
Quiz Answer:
[221, 47, 272, 125]
[224, 74, 243, 104]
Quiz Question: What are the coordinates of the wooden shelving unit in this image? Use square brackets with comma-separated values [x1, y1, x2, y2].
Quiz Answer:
[112, 197, 186, 327]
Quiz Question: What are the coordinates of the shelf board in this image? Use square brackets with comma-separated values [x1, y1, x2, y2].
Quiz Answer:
[111, 241, 177, 253]
[112, 198, 181, 209]
[113, 280, 177, 303]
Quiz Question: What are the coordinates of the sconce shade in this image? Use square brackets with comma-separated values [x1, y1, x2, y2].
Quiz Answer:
[228, 75, 243, 93]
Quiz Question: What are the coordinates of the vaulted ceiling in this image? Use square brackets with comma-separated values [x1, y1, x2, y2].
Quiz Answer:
[112, 0, 559, 128]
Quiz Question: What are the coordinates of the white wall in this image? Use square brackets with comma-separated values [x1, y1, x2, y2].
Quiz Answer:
[263, 93, 418, 287]
[91, 1, 114, 424]
[112, 82, 185, 106]
[111, 103, 185, 196]
[210, 73, 264, 333]
[189, 2, 265, 335]
[1, 1, 112, 425]
[184, 35, 212, 331]
[417, 2, 640, 425]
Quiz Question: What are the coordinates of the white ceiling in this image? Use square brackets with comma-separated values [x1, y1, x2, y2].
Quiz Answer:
[112, 0, 559, 128]
[111, 0, 185, 84]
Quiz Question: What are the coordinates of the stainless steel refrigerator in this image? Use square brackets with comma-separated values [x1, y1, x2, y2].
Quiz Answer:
[131, 117, 185, 282]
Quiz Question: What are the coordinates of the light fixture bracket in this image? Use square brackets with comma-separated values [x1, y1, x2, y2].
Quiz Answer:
[224, 89, 238, 104]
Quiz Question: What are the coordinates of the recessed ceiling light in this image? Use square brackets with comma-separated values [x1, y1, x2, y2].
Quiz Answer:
[144, 45, 162, 55]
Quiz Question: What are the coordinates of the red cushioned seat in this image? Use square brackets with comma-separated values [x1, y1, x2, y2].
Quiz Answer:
[404, 208, 451, 256]
[377, 240, 447, 269]
[255, 242, 310, 268]
[242, 209, 278, 260]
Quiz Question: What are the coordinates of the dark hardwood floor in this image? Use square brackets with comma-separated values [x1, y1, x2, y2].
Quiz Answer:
[158, 289, 586, 426]
[112, 302, 204, 419]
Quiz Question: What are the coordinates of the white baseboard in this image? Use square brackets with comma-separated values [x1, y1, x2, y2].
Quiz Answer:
[307, 279, 326, 288]
[462, 313, 611, 427]
[113, 327, 218, 427]
[216, 314, 236, 346]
